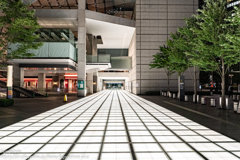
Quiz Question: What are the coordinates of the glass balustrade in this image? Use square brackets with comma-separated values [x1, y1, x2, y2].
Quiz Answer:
[8, 42, 77, 62]
[86, 54, 111, 63]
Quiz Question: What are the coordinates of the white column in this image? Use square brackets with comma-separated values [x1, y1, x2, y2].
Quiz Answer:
[38, 73, 46, 90]
[7, 65, 13, 99]
[13, 64, 24, 87]
[93, 72, 100, 92]
[13, 64, 24, 97]
[77, 0, 86, 97]
[86, 73, 93, 94]
[97, 78, 101, 92]
[104, 82, 106, 90]
[68, 79, 72, 92]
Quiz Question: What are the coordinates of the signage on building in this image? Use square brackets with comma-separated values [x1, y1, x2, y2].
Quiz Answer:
[78, 80, 84, 90]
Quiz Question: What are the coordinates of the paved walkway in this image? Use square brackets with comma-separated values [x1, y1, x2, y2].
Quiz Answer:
[0, 90, 240, 160]
[141, 95, 240, 142]
[0, 96, 82, 129]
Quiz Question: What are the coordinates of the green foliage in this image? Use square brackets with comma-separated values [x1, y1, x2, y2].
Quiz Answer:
[0, 0, 42, 65]
[177, 17, 199, 67]
[149, 45, 176, 92]
[149, 45, 175, 75]
[190, 0, 240, 74]
[185, 0, 240, 108]
[167, 31, 189, 75]
[0, 99, 14, 107]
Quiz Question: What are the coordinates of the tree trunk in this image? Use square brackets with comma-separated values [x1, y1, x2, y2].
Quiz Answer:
[221, 59, 226, 109]
[194, 66, 197, 103]
[167, 74, 170, 93]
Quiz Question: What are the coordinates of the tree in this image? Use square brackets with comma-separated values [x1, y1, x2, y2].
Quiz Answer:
[167, 31, 189, 76]
[175, 17, 200, 103]
[0, 0, 42, 66]
[167, 31, 192, 100]
[149, 45, 175, 93]
[189, 0, 240, 109]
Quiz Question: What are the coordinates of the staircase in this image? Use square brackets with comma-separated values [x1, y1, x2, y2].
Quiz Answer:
[0, 80, 45, 98]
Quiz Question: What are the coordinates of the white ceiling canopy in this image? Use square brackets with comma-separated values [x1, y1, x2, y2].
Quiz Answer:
[86, 18, 135, 49]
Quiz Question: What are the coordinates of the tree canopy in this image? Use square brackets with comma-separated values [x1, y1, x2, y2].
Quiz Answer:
[0, 0, 42, 65]
[167, 31, 189, 76]
[190, 0, 240, 74]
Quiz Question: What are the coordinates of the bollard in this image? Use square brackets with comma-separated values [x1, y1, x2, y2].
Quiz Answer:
[233, 95, 237, 100]
[238, 103, 240, 113]
[173, 93, 176, 99]
[185, 95, 189, 102]
[234, 102, 238, 112]
[210, 99, 216, 107]
[219, 97, 221, 108]
[237, 95, 240, 101]
[197, 95, 200, 103]
[193, 94, 199, 103]
[177, 93, 179, 99]
[169, 92, 172, 98]
[219, 97, 229, 109]
[164, 92, 166, 97]
[226, 98, 229, 109]
[201, 97, 206, 105]
[238, 101, 240, 111]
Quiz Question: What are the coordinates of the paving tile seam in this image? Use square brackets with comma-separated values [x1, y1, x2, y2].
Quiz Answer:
[121, 91, 209, 160]
[118, 91, 172, 160]
[124, 91, 240, 159]
[0, 90, 240, 160]
[60, 90, 113, 160]
[163, 101, 240, 128]
[0, 91, 108, 157]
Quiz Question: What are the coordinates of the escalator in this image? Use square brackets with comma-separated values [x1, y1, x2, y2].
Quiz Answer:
[0, 80, 45, 98]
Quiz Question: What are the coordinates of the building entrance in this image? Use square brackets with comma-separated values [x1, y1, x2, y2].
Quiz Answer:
[106, 83, 123, 89]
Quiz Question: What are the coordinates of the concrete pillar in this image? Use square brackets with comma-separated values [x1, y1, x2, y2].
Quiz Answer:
[97, 78, 101, 92]
[52, 76, 59, 92]
[93, 72, 99, 92]
[87, 73, 93, 94]
[38, 73, 46, 90]
[7, 65, 13, 99]
[13, 64, 24, 88]
[68, 79, 72, 92]
[87, 34, 98, 56]
[13, 64, 24, 97]
[104, 83, 106, 90]
[77, 0, 86, 97]
[101, 79, 103, 90]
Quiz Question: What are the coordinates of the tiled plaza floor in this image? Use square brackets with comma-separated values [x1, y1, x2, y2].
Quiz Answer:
[0, 90, 239, 160]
